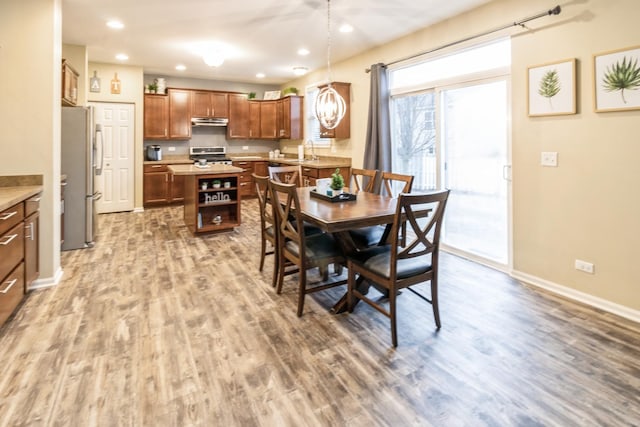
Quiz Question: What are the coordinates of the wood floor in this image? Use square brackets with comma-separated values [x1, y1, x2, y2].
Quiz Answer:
[1, 200, 639, 426]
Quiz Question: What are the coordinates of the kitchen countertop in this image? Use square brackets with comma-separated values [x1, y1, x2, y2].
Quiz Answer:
[144, 155, 351, 169]
[0, 186, 43, 212]
[169, 164, 244, 175]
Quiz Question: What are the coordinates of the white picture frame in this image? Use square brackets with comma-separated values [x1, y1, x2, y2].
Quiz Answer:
[263, 90, 281, 100]
[527, 58, 576, 117]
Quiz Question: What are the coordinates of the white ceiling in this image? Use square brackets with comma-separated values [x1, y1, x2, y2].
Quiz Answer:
[62, 0, 491, 84]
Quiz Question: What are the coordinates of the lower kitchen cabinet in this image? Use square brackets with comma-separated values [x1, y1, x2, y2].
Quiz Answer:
[232, 161, 256, 198]
[1, 202, 26, 327]
[301, 166, 351, 187]
[143, 164, 185, 207]
[24, 194, 40, 289]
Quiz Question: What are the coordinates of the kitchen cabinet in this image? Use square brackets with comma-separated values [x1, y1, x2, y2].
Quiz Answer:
[143, 89, 192, 140]
[144, 94, 169, 139]
[168, 89, 192, 139]
[277, 96, 303, 139]
[192, 91, 228, 118]
[227, 94, 250, 139]
[183, 174, 241, 234]
[0, 202, 25, 327]
[143, 164, 185, 206]
[318, 82, 351, 139]
[232, 161, 256, 198]
[248, 101, 278, 139]
[24, 194, 40, 289]
[61, 59, 79, 106]
[301, 166, 351, 187]
[254, 161, 268, 177]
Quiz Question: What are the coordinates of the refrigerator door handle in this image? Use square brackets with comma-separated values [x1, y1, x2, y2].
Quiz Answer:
[95, 124, 104, 175]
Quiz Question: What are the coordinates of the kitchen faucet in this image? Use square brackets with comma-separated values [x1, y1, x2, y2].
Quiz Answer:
[306, 139, 318, 160]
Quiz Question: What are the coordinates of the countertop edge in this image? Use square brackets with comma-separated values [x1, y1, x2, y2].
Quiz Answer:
[0, 186, 43, 212]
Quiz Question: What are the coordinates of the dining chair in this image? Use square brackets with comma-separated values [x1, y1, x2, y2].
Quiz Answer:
[269, 179, 347, 316]
[253, 173, 279, 287]
[349, 171, 415, 250]
[349, 168, 379, 193]
[268, 165, 302, 186]
[347, 189, 450, 347]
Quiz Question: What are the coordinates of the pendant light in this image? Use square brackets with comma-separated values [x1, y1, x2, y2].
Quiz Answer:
[315, 0, 346, 130]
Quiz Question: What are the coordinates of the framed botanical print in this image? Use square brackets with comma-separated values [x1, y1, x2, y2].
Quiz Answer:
[527, 58, 576, 116]
[594, 45, 640, 112]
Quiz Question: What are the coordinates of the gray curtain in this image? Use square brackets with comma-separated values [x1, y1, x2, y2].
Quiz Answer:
[363, 63, 392, 175]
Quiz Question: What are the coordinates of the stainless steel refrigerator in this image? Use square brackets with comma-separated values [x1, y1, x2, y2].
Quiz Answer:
[61, 106, 104, 250]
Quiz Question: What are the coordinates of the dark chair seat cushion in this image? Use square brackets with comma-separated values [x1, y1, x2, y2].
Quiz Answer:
[285, 233, 342, 260]
[350, 245, 432, 279]
[265, 225, 276, 239]
[349, 225, 385, 248]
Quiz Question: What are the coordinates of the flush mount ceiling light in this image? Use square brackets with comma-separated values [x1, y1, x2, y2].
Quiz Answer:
[339, 24, 353, 33]
[115, 53, 129, 61]
[315, 0, 346, 130]
[175, 64, 186, 71]
[297, 48, 310, 56]
[203, 52, 224, 67]
[256, 73, 266, 79]
[106, 20, 124, 29]
[293, 66, 308, 76]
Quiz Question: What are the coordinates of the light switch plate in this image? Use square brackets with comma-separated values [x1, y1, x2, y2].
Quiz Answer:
[541, 151, 558, 167]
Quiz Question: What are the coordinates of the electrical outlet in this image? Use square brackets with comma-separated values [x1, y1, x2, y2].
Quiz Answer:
[242, 146, 249, 150]
[168, 146, 176, 152]
[541, 151, 558, 167]
[575, 259, 594, 274]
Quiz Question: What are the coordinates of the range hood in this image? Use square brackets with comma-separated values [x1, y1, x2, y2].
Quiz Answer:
[191, 117, 229, 127]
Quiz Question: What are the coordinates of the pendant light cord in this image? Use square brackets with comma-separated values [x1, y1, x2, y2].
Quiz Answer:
[326, 0, 333, 84]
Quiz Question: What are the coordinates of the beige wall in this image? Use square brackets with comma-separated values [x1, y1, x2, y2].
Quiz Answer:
[0, 0, 62, 283]
[283, 0, 640, 316]
[87, 62, 145, 209]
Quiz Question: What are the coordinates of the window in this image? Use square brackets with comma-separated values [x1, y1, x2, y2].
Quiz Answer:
[305, 84, 331, 147]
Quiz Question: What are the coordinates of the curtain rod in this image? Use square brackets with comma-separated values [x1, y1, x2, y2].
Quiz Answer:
[366, 5, 561, 72]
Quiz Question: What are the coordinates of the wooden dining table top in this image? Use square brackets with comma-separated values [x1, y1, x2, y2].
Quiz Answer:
[295, 187, 400, 233]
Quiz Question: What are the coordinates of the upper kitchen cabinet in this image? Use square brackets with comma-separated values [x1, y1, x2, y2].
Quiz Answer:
[227, 94, 250, 139]
[277, 96, 303, 140]
[61, 59, 79, 106]
[168, 89, 191, 139]
[144, 94, 169, 139]
[318, 82, 350, 139]
[144, 89, 192, 140]
[192, 91, 228, 119]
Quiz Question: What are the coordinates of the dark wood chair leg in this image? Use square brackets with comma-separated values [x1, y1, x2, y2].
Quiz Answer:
[297, 269, 307, 317]
[431, 278, 441, 329]
[390, 287, 398, 347]
[259, 237, 266, 272]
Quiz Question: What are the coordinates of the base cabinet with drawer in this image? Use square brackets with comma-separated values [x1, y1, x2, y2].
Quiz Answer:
[1, 202, 26, 327]
[143, 164, 185, 207]
[301, 166, 351, 187]
[232, 161, 256, 198]
[24, 195, 40, 288]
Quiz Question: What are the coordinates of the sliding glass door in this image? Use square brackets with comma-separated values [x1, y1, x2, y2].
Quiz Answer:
[440, 79, 509, 264]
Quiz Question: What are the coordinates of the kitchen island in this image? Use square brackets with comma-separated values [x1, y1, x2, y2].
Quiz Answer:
[169, 164, 243, 235]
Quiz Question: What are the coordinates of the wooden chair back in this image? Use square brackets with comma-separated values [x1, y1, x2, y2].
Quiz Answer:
[381, 171, 414, 197]
[350, 168, 379, 193]
[268, 165, 302, 186]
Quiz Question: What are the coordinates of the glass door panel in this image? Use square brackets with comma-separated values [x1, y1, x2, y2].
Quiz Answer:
[441, 80, 508, 264]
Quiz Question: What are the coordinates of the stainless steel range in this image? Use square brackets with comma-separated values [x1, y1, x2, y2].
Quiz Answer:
[189, 146, 232, 165]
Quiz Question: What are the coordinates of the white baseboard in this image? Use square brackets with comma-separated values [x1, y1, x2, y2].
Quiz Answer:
[28, 266, 64, 291]
[133, 207, 144, 213]
[511, 270, 640, 324]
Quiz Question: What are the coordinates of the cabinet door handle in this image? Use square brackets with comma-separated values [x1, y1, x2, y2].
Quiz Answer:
[30, 196, 42, 202]
[25, 222, 33, 240]
[0, 279, 17, 294]
[0, 233, 18, 245]
[151, 165, 163, 168]
[0, 211, 17, 221]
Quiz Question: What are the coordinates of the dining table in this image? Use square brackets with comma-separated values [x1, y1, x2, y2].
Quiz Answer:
[295, 187, 432, 313]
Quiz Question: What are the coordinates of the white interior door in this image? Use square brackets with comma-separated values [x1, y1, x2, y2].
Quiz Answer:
[89, 102, 135, 213]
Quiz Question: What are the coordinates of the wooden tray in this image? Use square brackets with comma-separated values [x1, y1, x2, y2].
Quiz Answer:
[310, 189, 357, 203]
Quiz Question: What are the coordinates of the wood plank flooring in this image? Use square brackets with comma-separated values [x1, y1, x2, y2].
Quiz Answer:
[1, 200, 639, 426]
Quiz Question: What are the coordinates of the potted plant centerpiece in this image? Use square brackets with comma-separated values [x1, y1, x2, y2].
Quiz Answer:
[330, 168, 345, 195]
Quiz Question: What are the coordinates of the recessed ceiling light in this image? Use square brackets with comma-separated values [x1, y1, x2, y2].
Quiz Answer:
[256, 73, 265, 79]
[115, 53, 129, 61]
[339, 24, 353, 33]
[293, 67, 308, 76]
[175, 64, 186, 71]
[297, 48, 310, 56]
[106, 20, 124, 29]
